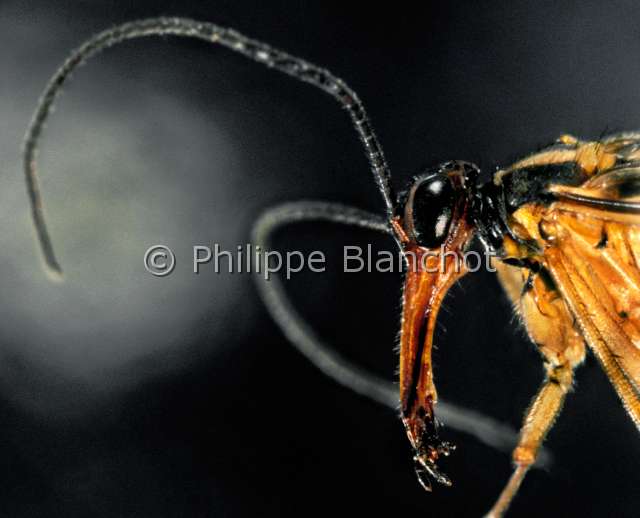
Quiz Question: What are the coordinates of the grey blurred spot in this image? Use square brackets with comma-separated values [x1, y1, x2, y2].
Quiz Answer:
[0, 4, 260, 417]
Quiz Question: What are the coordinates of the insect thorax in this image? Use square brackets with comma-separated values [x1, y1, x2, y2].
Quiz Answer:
[475, 135, 632, 259]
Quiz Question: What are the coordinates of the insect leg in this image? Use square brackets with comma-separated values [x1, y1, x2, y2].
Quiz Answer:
[251, 201, 531, 456]
[486, 361, 574, 518]
[490, 260, 586, 515]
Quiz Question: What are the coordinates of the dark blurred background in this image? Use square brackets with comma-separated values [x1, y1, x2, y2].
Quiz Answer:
[1, 1, 640, 516]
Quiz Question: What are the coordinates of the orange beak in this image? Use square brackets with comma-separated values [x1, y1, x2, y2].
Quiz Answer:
[395, 212, 474, 490]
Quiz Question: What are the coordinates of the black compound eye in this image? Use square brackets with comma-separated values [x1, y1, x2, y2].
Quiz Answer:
[404, 174, 455, 248]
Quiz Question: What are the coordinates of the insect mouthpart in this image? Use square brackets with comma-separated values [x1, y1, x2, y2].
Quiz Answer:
[413, 439, 456, 491]
[404, 401, 456, 491]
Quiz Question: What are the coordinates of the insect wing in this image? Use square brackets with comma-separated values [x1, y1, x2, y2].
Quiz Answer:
[543, 165, 640, 427]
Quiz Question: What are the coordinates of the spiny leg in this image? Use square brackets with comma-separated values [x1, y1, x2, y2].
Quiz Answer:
[486, 361, 574, 518]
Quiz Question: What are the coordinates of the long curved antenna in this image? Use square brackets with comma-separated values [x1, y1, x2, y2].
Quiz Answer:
[23, 17, 397, 276]
[251, 201, 551, 466]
